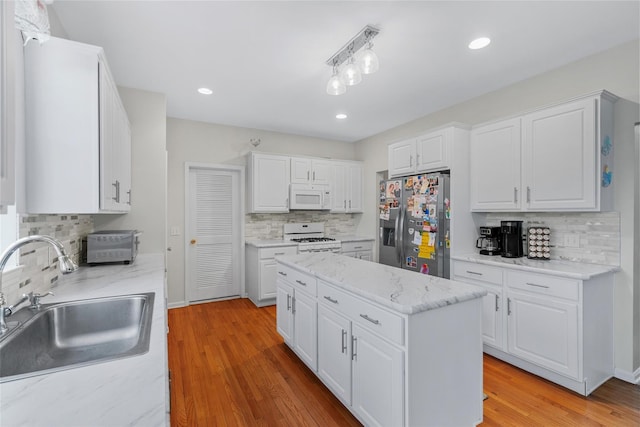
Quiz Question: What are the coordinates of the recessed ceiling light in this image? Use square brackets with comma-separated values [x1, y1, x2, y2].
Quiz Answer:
[198, 87, 213, 95]
[336, 113, 347, 120]
[468, 37, 491, 50]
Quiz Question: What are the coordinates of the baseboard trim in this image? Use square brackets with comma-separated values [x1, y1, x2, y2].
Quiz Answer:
[614, 366, 640, 384]
[168, 301, 186, 309]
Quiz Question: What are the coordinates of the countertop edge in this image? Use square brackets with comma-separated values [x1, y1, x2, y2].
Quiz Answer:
[451, 254, 619, 280]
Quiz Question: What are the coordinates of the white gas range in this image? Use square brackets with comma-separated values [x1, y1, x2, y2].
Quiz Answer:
[283, 223, 341, 253]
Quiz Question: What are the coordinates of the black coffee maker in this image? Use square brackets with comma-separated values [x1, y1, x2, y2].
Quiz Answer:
[501, 220, 524, 258]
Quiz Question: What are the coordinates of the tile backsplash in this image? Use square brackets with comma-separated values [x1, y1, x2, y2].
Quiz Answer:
[1, 214, 93, 307]
[484, 212, 620, 266]
[246, 212, 361, 240]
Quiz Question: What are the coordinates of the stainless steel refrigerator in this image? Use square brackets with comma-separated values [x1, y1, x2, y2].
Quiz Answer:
[379, 172, 451, 278]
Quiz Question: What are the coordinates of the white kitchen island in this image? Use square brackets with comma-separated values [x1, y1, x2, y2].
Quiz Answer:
[276, 253, 487, 427]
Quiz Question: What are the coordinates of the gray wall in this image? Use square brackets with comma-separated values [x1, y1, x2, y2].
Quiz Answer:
[165, 118, 357, 305]
[354, 39, 640, 380]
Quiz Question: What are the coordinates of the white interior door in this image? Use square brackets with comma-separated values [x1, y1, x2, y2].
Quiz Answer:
[187, 165, 243, 302]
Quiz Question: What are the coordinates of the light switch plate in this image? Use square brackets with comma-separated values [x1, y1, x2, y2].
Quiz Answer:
[563, 234, 580, 248]
[170, 226, 180, 236]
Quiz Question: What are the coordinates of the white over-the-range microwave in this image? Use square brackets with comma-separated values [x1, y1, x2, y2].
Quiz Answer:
[289, 183, 331, 210]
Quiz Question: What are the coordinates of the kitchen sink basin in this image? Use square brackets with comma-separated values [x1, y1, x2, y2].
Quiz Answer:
[0, 292, 154, 382]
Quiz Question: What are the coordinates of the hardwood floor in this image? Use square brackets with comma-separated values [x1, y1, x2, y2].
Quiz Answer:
[168, 298, 640, 426]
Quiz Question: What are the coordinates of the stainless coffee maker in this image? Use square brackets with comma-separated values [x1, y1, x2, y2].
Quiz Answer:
[501, 220, 524, 258]
[476, 226, 502, 256]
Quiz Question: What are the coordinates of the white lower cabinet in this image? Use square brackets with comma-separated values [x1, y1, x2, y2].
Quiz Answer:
[246, 244, 297, 307]
[276, 264, 318, 371]
[317, 305, 352, 404]
[452, 259, 613, 395]
[340, 240, 374, 262]
[351, 324, 404, 427]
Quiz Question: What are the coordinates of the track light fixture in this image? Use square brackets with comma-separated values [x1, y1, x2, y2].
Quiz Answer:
[325, 25, 380, 95]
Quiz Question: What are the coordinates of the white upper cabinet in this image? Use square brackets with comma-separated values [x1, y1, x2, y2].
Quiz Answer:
[388, 126, 460, 178]
[291, 157, 331, 185]
[470, 91, 616, 212]
[0, 1, 17, 213]
[388, 139, 416, 178]
[247, 152, 290, 213]
[330, 161, 363, 213]
[24, 37, 131, 214]
[470, 118, 522, 211]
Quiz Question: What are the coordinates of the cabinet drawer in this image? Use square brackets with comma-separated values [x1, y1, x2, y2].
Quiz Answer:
[277, 264, 317, 295]
[341, 240, 374, 253]
[506, 270, 579, 301]
[318, 281, 404, 346]
[259, 246, 297, 259]
[453, 261, 503, 285]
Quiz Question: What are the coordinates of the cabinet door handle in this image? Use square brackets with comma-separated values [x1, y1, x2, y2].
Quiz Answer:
[286, 294, 291, 311]
[416, 153, 420, 165]
[278, 271, 287, 277]
[344, 200, 346, 209]
[466, 270, 483, 276]
[313, 171, 316, 181]
[495, 295, 499, 312]
[341, 329, 347, 354]
[323, 295, 338, 304]
[527, 186, 531, 203]
[526, 282, 549, 289]
[349, 200, 352, 209]
[507, 298, 512, 315]
[307, 171, 310, 180]
[351, 336, 357, 361]
[409, 155, 413, 167]
[112, 181, 118, 202]
[295, 279, 307, 286]
[359, 314, 380, 325]
[291, 296, 296, 314]
[514, 187, 518, 203]
[127, 189, 131, 205]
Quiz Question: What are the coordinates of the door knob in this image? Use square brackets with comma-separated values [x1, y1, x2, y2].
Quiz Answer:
[190, 239, 197, 245]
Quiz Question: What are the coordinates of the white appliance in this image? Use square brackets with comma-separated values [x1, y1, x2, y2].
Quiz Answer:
[283, 223, 341, 253]
[289, 183, 331, 211]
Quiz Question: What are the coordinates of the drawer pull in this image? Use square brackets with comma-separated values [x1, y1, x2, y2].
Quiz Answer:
[323, 295, 338, 304]
[274, 252, 285, 256]
[278, 271, 287, 277]
[466, 270, 483, 276]
[526, 282, 549, 289]
[341, 329, 347, 353]
[360, 314, 380, 325]
[354, 246, 362, 249]
[295, 279, 307, 286]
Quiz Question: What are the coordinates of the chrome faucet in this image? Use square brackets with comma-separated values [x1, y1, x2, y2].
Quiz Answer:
[0, 235, 78, 333]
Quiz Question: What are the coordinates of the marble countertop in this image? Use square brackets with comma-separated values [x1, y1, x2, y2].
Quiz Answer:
[451, 253, 619, 280]
[333, 235, 375, 242]
[277, 253, 486, 315]
[245, 239, 299, 248]
[0, 253, 168, 427]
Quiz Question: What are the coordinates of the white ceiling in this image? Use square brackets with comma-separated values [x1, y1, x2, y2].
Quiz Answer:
[51, 1, 639, 143]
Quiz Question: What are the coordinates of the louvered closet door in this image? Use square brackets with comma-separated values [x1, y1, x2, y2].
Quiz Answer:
[187, 167, 241, 301]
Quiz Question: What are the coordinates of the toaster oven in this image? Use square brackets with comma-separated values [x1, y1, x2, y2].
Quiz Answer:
[86, 230, 141, 265]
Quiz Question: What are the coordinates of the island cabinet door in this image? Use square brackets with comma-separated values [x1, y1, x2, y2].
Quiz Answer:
[318, 305, 352, 405]
[292, 290, 318, 372]
[351, 324, 404, 427]
[276, 282, 294, 344]
[481, 287, 504, 350]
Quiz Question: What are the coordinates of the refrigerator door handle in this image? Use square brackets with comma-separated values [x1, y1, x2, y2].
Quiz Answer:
[394, 207, 402, 264]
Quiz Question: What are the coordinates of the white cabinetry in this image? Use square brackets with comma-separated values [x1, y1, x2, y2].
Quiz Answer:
[469, 118, 521, 211]
[452, 259, 613, 395]
[317, 281, 404, 427]
[291, 157, 331, 185]
[388, 126, 456, 178]
[276, 263, 317, 371]
[247, 152, 290, 213]
[246, 244, 297, 307]
[470, 91, 617, 212]
[0, 1, 17, 213]
[330, 161, 363, 213]
[340, 240, 373, 261]
[24, 37, 131, 214]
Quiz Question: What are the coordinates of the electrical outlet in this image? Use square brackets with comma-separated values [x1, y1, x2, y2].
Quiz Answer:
[170, 226, 180, 236]
[563, 234, 580, 248]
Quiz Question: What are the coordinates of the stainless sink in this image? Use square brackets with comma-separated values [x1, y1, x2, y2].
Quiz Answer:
[0, 292, 154, 382]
